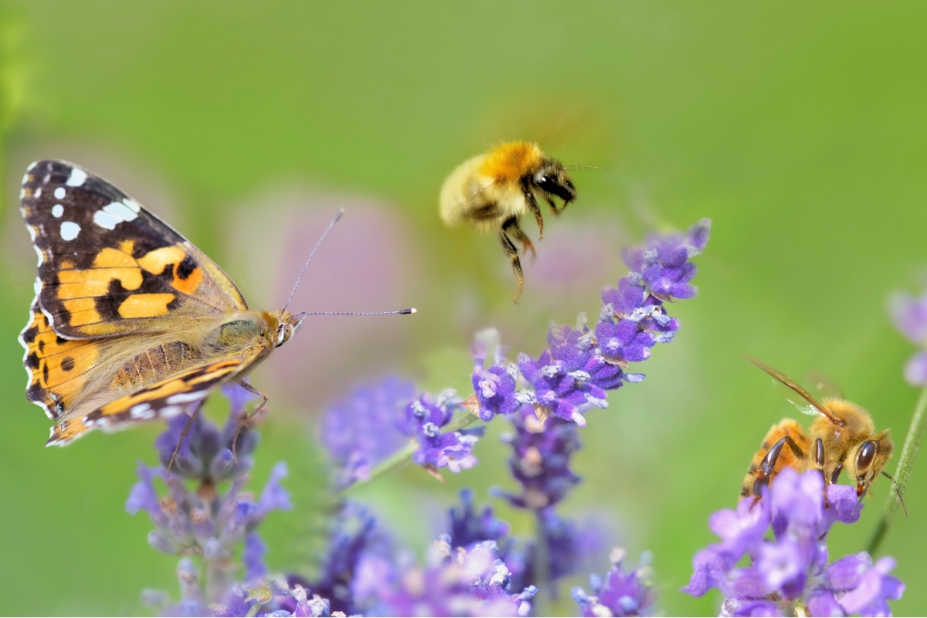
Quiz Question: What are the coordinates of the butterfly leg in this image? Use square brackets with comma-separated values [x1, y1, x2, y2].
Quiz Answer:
[500, 218, 524, 303]
[166, 401, 205, 477]
[232, 380, 270, 459]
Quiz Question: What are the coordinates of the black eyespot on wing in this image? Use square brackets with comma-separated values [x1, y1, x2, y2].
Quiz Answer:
[61, 356, 75, 372]
[176, 255, 197, 280]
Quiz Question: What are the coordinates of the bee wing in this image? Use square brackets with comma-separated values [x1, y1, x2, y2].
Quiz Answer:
[807, 370, 845, 399]
[746, 357, 846, 427]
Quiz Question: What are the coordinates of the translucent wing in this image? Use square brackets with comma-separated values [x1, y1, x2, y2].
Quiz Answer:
[747, 357, 846, 427]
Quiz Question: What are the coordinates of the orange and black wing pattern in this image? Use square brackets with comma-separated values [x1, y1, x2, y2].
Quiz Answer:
[20, 160, 247, 339]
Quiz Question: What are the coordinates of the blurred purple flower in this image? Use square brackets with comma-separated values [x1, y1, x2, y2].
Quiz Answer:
[129, 389, 292, 611]
[370, 537, 537, 617]
[572, 548, 657, 617]
[320, 376, 415, 488]
[448, 489, 512, 558]
[683, 469, 904, 616]
[889, 291, 927, 386]
[495, 405, 581, 511]
[151, 387, 259, 484]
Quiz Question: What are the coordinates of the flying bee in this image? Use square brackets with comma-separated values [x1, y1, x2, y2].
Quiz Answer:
[439, 141, 577, 302]
[741, 358, 905, 512]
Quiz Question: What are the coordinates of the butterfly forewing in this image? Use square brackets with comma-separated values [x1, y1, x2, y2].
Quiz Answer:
[21, 160, 248, 339]
[18, 160, 282, 445]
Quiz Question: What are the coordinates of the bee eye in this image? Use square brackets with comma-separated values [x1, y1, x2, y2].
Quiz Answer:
[856, 440, 876, 473]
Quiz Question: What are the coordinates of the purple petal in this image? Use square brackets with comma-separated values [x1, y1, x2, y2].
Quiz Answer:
[904, 351, 927, 386]
[889, 292, 927, 343]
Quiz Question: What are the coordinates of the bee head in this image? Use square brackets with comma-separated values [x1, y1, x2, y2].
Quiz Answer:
[534, 160, 577, 205]
[849, 430, 893, 498]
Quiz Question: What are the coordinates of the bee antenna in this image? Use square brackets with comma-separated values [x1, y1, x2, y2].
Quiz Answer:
[881, 471, 908, 518]
[282, 209, 344, 313]
[303, 308, 417, 317]
[563, 163, 604, 172]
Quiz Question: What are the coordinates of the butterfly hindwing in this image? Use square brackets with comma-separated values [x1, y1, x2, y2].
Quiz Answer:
[47, 358, 246, 445]
[21, 160, 248, 339]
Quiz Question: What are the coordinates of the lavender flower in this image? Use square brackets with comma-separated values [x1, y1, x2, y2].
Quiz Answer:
[154, 383, 258, 482]
[513, 219, 710, 427]
[572, 548, 656, 617]
[448, 488, 512, 556]
[129, 391, 292, 611]
[495, 404, 581, 510]
[396, 390, 484, 473]
[889, 290, 927, 385]
[682, 468, 904, 616]
[320, 377, 416, 488]
[370, 537, 537, 617]
[471, 329, 522, 422]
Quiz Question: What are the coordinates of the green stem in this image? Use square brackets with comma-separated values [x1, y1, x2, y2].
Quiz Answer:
[867, 384, 927, 556]
[342, 409, 481, 494]
[533, 510, 551, 616]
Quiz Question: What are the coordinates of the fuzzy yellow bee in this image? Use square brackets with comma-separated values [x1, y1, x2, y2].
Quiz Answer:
[741, 358, 904, 512]
[439, 141, 577, 302]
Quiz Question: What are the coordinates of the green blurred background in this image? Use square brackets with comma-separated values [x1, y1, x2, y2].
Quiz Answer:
[2, 2, 926, 615]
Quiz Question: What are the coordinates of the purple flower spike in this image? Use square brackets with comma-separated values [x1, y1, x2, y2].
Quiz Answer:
[496, 405, 582, 510]
[890, 291, 927, 386]
[320, 376, 416, 488]
[572, 548, 657, 617]
[683, 469, 904, 615]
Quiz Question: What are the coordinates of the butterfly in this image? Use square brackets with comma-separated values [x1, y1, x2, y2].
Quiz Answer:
[19, 160, 306, 445]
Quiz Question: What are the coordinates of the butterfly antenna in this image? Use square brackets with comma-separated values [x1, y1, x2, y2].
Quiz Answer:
[282, 209, 344, 313]
[303, 308, 416, 317]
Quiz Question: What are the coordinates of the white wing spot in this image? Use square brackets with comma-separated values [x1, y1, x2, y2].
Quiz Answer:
[54, 187, 66, 199]
[35, 188, 42, 198]
[21, 173, 30, 185]
[19, 188, 25, 200]
[52, 204, 64, 218]
[60, 221, 81, 241]
[166, 392, 205, 405]
[27, 161, 38, 171]
[130, 403, 155, 420]
[93, 210, 120, 230]
[123, 198, 142, 214]
[66, 168, 88, 187]
[160, 405, 184, 418]
[34, 278, 42, 295]
[104, 200, 139, 222]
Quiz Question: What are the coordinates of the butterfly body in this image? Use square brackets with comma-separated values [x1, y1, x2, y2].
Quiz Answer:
[19, 160, 304, 445]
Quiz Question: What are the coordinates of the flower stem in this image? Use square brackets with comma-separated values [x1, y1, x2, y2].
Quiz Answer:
[533, 511, 551, 616]
[342, 404, 481, 494]
[867, 384, 927, 556]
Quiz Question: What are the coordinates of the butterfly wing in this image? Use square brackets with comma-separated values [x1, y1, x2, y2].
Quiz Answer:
[20, 159, 248, 339]
[47, 357, 248, 445]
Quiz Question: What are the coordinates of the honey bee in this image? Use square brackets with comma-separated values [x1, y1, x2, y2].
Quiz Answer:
[741, 358, 904, 511]
[439, 141, 577, 302]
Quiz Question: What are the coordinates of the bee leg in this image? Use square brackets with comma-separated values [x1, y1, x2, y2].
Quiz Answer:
[166, 400, 206, 477]
[500, 218, 524, 303]
[507, 220, 536, 259]
[813, 438, 831, 508]
[545, 195, 562, 215]
[750, 435, 805, 508]
[519, 179, 545, 239]
[232, 380, 270, 459]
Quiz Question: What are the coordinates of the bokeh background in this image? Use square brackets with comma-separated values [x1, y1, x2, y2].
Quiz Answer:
[1, 2, 926, 615]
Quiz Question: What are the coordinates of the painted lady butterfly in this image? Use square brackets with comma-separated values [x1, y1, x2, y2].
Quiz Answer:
[19, 160, 306, 445]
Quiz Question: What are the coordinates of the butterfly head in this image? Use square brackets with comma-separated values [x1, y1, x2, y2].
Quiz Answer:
[266, 311, 307, 348]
